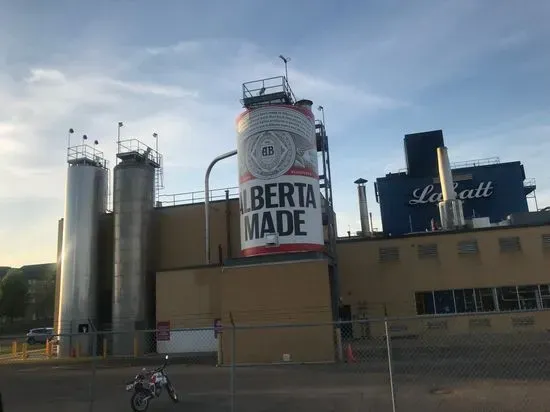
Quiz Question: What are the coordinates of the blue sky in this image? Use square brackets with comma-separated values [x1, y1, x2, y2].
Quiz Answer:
[1, 0, 549, 266]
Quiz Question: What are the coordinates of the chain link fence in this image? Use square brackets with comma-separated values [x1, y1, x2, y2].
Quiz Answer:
[0, 313, 549, 411]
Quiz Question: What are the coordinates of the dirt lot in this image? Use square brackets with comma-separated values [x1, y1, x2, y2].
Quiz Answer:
[0, 357, 549, 412]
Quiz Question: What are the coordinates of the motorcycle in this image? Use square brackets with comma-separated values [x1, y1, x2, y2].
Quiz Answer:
[125, 355, 179, 411]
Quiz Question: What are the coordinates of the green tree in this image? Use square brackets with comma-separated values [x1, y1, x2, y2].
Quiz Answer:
[0, 269, 29, 322]
[33, 267, 56, 320]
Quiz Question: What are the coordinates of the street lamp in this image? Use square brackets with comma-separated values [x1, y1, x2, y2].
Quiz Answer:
[117, 121, 124, 153]
[67, 128, 74, 148]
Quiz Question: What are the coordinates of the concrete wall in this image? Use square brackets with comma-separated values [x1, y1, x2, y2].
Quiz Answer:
[155, 258, 335, 364]
[338, 224, 550, 317]
[219, 258, 334, 364]
[154, 199, 240, 270]
[155, 266, 221, 354]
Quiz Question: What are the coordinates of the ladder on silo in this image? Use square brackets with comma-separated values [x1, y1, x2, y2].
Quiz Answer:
[155, 160, 165, 203]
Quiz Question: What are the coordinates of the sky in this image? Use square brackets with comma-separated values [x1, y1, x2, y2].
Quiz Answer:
[1, 0, 549, 267]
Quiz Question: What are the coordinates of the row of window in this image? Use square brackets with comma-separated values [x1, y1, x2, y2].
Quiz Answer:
[415, 284, 550, 315]
[379, 234, 550, 262]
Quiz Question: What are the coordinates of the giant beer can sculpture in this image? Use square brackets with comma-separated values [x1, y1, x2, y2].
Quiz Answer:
[237, 101, 324, 256]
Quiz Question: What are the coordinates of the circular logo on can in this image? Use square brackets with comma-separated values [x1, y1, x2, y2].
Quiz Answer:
[245, 130, 296, 179]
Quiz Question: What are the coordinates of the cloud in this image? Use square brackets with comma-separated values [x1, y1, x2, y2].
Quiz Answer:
[0, 35, 408, 265]
[1, 0, 549, 265]
[146, 40, 203, 56]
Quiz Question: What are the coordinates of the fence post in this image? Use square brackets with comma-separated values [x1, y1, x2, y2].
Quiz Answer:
[102, 338, 107, 359]
[11, 341, 17, 357]
[384, 308, 397, 412]
[230, 312, 236, 412]
[88, 331, 98, 412]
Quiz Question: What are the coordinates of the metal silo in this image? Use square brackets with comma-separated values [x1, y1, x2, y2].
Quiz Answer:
[57, 144, 108, 357]
[111, 140, 158, 356]
[238, 80, 324, 256]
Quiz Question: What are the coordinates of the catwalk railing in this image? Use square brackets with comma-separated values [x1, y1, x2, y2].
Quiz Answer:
[158, 186, 239, 207]
[1, 312, 550, 411]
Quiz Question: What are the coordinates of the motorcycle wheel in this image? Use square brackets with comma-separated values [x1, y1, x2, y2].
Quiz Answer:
[131, 391, 150, 412]
[167, 383, 179, 403]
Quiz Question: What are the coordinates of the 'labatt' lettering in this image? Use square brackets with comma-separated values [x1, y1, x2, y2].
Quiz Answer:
[240, 182, 317, 241]
[409, 181, 494, 205]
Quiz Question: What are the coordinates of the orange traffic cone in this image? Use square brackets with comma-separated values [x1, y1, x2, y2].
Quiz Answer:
[345, 343, 356, 363]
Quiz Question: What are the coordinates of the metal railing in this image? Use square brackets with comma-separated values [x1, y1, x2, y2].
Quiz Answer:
[117, 138, 162, 166]
[2, 313, 549, 411]
[158, 186, 239, 207]
[242, 75, 296, 105]
[396, 156, 501, 175]
[67, 144, 108, 169]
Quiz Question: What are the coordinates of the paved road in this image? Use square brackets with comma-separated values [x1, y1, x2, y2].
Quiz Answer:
[1, 358, 550, 412]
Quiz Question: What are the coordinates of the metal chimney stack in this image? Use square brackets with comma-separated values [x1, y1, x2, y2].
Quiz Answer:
[436, 146, 465, 230]
[354, 178, 371, 236]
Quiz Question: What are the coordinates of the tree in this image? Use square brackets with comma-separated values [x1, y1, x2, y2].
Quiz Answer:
[33, 267, 56, 320]
[0, 269, 29, 322]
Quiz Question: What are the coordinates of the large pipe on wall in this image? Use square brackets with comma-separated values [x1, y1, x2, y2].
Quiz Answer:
[205, 149, 237, 264]
[436, 146, 455, 201]
[354, 178, 371, 236]
[436, 146, 465, 230]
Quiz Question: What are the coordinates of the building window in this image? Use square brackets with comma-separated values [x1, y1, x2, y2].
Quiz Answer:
[417, 243, 438, 259]
[499, 236, 521, 253]
[457, 240, 479, 255]
[416, 284, 550, 316]
[454, 289, 476, 313]
[475, 288, 496, 312]
[379, 246, 399, 262]
[434, 290, 455, 314]
[415, 292, 435, 315]
[539, 285, 550, 308]
[517, 285, 539, 310]
[497, 286, 520, 311]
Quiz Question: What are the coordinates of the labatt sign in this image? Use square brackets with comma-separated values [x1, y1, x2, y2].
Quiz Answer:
[409, 181, 494, 205]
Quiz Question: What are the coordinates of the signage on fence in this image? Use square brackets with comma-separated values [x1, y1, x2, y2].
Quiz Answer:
[156, 321, 171, 341]
[214, 318, 222, 338]
[78, 324, 89, 334]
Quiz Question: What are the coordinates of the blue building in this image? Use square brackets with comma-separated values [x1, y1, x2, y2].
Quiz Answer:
[374, 130, 536, 236]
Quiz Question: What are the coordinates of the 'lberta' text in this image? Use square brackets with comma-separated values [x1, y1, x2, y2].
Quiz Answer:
[409, 181, 494, 205]
[240, 182, 317, 241]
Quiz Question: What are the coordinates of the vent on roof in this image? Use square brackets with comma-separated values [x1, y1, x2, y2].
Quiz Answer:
[457, 239, 479, 255]
[542, 234, 550, 250]
[379, 246, 399, 262]
[417, 243, 438, 259]
[499, 236, 521, 253]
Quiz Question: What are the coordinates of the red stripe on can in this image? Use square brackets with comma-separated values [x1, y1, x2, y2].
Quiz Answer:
[241, 243, 325, 257]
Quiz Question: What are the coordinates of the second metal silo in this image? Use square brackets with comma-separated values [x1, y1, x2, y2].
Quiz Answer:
[111, 140, 159, 356]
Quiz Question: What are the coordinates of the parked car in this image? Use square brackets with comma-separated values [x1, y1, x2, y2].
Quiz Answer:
[26, 327, 54, 345]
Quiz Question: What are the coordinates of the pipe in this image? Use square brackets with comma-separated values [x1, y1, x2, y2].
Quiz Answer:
[436, 146, 455, 201]
[205, 149, 237, 264]
[354, 178, 370, 236]
[369, 212, 373, 233]
[225, 189, 232, 259]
